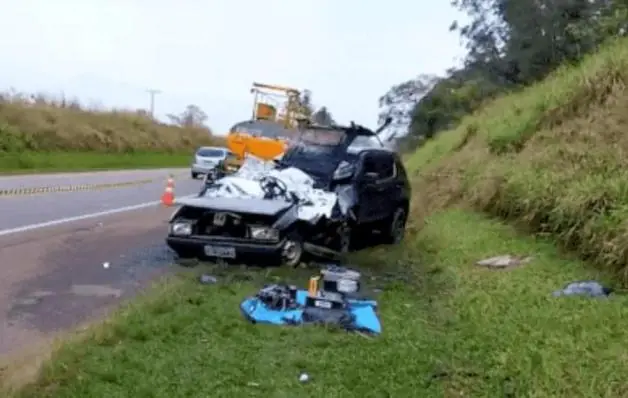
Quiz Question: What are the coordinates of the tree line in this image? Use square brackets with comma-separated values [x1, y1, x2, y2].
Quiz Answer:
[379, 0, 628, 151]
[165, 96, 336, 130]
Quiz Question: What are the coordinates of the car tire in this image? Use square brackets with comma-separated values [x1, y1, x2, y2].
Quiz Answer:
[281, 233, 304, 268]
[191, 172, 199, 179]
[382, 206, 407, 244]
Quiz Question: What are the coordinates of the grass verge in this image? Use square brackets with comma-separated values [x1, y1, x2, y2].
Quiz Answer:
[407, 37, 628, 279]
[0, 152, 195, 174]
[8, 209, 628, 397]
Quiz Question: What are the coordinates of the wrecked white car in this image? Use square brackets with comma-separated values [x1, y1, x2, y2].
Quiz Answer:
[166, 121, 411, 266]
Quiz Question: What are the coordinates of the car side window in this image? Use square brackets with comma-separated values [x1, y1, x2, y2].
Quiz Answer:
[361, 152, 379, 175]
[378, 153, 396, 180]
[360, 151, 396, 181]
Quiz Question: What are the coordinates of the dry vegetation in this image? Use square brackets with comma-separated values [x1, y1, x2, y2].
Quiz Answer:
[0, 90, 224, 171]
[407, 37, 628, 281]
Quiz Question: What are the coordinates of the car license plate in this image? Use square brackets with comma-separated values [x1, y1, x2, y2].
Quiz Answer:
[203, 245, 236, 258]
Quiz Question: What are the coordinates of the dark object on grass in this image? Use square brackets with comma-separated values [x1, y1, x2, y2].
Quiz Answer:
[199, 274, 218, 284]
[553, 281, 613, 297]
[476, 255, 533, 269]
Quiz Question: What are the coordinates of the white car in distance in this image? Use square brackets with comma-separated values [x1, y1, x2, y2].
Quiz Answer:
[191, 146, 228, 179]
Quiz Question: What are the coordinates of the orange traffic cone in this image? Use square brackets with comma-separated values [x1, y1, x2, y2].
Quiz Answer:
[161, 175, 175, 206]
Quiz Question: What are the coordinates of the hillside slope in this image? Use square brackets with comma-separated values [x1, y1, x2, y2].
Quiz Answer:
[0, 94, 223, 172]
[408, 37, 628, 280]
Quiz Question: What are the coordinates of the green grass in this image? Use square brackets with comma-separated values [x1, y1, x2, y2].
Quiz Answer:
[407, 37, 628, 279]
[0, 152, 194, 174]
[9, 210, 628, 397]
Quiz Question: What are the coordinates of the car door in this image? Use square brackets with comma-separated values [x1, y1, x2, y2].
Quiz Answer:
[356, 151, 386, 223]
[393, 154, 411, 203]
[373, 152, 397, 219]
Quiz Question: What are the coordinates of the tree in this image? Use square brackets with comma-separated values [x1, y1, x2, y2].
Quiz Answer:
[377, 74, 439, 136]
[377, 0, 627, 153]
[167, 104, 208, 128]
[311, 106, 335, 125]
[450, 0, 626, 86]
[299, 89, 314, 119]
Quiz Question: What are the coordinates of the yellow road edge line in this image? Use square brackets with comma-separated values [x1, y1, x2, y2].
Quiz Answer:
[0, 178, 156, 198]
[0, 170, 190, 198]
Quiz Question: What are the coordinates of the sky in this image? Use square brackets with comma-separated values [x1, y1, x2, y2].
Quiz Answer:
[0, 0, 469, 134]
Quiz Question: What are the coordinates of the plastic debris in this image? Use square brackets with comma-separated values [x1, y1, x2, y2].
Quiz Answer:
[299, 372, 309, 383]
[199, 274, 218, 284]
[552, 281, 612, 298]
[102, 262, 110, 269]
[476, 255, 533, 269]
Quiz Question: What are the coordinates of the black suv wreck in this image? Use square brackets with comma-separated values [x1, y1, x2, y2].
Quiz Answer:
[166, 119, 411, 266]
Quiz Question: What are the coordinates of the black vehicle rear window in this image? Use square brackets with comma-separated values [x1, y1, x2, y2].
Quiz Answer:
[196, 148, 224, 157]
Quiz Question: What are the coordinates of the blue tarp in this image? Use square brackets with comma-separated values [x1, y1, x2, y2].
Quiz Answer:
[240, 289, 381, 334]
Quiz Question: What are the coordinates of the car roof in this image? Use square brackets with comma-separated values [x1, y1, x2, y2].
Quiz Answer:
[306, 123, 377, 137]
[292, 124, 395, 159]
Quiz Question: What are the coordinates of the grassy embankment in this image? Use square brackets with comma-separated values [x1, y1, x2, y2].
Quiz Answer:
[0, 93, 223, 173]
[5, 38, 628, 397]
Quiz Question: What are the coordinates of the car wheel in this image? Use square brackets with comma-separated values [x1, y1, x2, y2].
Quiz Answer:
[383, 207, 407, 244]
[191, 172, 199, 179]
[281, 234, 304, 267]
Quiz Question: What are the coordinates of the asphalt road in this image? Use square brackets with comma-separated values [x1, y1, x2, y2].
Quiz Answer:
[0, 169, 204, 369]
[0, 169, 201, 233]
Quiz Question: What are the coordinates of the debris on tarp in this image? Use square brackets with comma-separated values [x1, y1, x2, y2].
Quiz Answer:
[240, 265, 381, 334]
[553, 281, 613, 298]
[476, 255, 533, 269]
[199, 274, 218, 284]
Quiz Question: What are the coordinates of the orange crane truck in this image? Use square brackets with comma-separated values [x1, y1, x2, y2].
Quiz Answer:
[224, 82, 310, 171]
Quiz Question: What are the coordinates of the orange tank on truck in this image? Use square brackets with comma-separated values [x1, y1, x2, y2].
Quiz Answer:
[225, 82, 309, 164]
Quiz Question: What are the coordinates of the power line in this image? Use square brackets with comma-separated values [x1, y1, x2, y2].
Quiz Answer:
[147, 89, 161, 118]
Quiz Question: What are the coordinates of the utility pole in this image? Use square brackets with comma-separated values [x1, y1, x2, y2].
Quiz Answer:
[147, 89, 161, 118]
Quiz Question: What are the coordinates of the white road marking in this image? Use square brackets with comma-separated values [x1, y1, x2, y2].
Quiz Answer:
[0, 195, 196, 237]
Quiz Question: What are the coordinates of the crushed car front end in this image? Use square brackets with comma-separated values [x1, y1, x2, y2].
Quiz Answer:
[167, 197, 307, 266]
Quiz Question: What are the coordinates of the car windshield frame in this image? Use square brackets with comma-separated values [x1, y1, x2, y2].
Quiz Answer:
[279, 127, 350, 177]
[196, 148, 225, 157]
